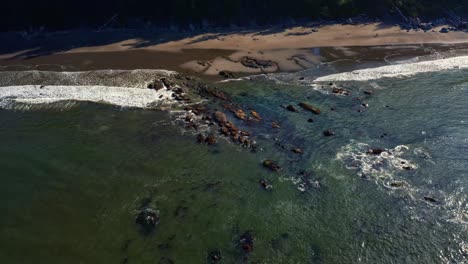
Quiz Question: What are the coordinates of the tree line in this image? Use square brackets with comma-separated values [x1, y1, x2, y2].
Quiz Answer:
[2, 0, 467, 31]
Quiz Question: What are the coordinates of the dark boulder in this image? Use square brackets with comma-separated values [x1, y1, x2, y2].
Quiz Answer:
[160, 78, 174, 89]
[219, 71, 235, 79]
[423, 196, 437, 203]
[440, 27, 449, 33]
[135, 208, 160, 234]
[285, 105, 299, 112]
[323, 129, 335, 137]
[239, 231, 255, 253]
[367, 148, 384, 155]
[196, 134, 205, 143]
[147, 80, 164, 90]
[207, 249, 222, 263]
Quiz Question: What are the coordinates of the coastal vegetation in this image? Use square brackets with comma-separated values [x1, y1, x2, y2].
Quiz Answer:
[2, 0, 467, 31]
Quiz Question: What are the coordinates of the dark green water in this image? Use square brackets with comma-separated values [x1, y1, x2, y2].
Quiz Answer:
[0, 69, 467, 263]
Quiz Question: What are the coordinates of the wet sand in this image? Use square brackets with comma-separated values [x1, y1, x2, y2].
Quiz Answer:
[1, 23, 468, 81]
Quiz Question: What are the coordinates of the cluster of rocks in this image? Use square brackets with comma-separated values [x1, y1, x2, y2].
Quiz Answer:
[196, 133, 217, 145]
[218, 71, 235, 79]
[214, 111, 257, 149]
[147, 76, 193, 102]
[170, 79, 261, 151]
[399, 16, 467, 32]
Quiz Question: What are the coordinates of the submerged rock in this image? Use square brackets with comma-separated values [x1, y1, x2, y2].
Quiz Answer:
[135, 208, 160, 234]
[332, 87, 350, 96]
[239, 231, 255, 253]
[196, 134, 205, 143]
[263, 160, 281, 171]
[298, 102, 321, 114]
[205, 134, 217, 145]
[207, 249, 222, 263]
[389, 181, 406, 188]
[259, 179, 273, 190]
[213, 111, 228, 124]
[323, 129, 335, 137]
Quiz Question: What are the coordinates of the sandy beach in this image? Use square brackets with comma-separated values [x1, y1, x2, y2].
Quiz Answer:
[1, 23, 468, 80]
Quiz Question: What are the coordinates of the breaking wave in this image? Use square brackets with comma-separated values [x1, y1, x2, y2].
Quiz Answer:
[314, 55, 468, 82]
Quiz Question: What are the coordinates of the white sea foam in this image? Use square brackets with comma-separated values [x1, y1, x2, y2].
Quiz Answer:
[0, 69, 177, 88]
[336, 140, 417, 180]
[314, 55, 468, 82]
[0, 85, 175, 109]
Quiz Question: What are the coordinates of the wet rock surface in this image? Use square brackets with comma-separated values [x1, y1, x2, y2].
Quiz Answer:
[332, 87, 350, 96]
[299, 102, 321, 114]
[250, 109, 262, 121]
[263, 160, 281, 171]
[292, 148, 304, 154]
[147, 80, 164, 90]
[259, 179, 273, 190]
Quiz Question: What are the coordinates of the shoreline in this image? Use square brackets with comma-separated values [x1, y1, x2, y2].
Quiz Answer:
[1, 23, 468, 81]
[2, 54, 468, 110]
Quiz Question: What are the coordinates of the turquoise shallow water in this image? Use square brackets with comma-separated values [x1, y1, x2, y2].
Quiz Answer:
[0, 68, 467, 263]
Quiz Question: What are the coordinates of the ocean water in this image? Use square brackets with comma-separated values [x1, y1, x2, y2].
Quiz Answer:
[0, 66, 467, 263]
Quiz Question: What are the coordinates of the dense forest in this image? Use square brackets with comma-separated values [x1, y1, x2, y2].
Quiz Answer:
[2, 0, 467, 31]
